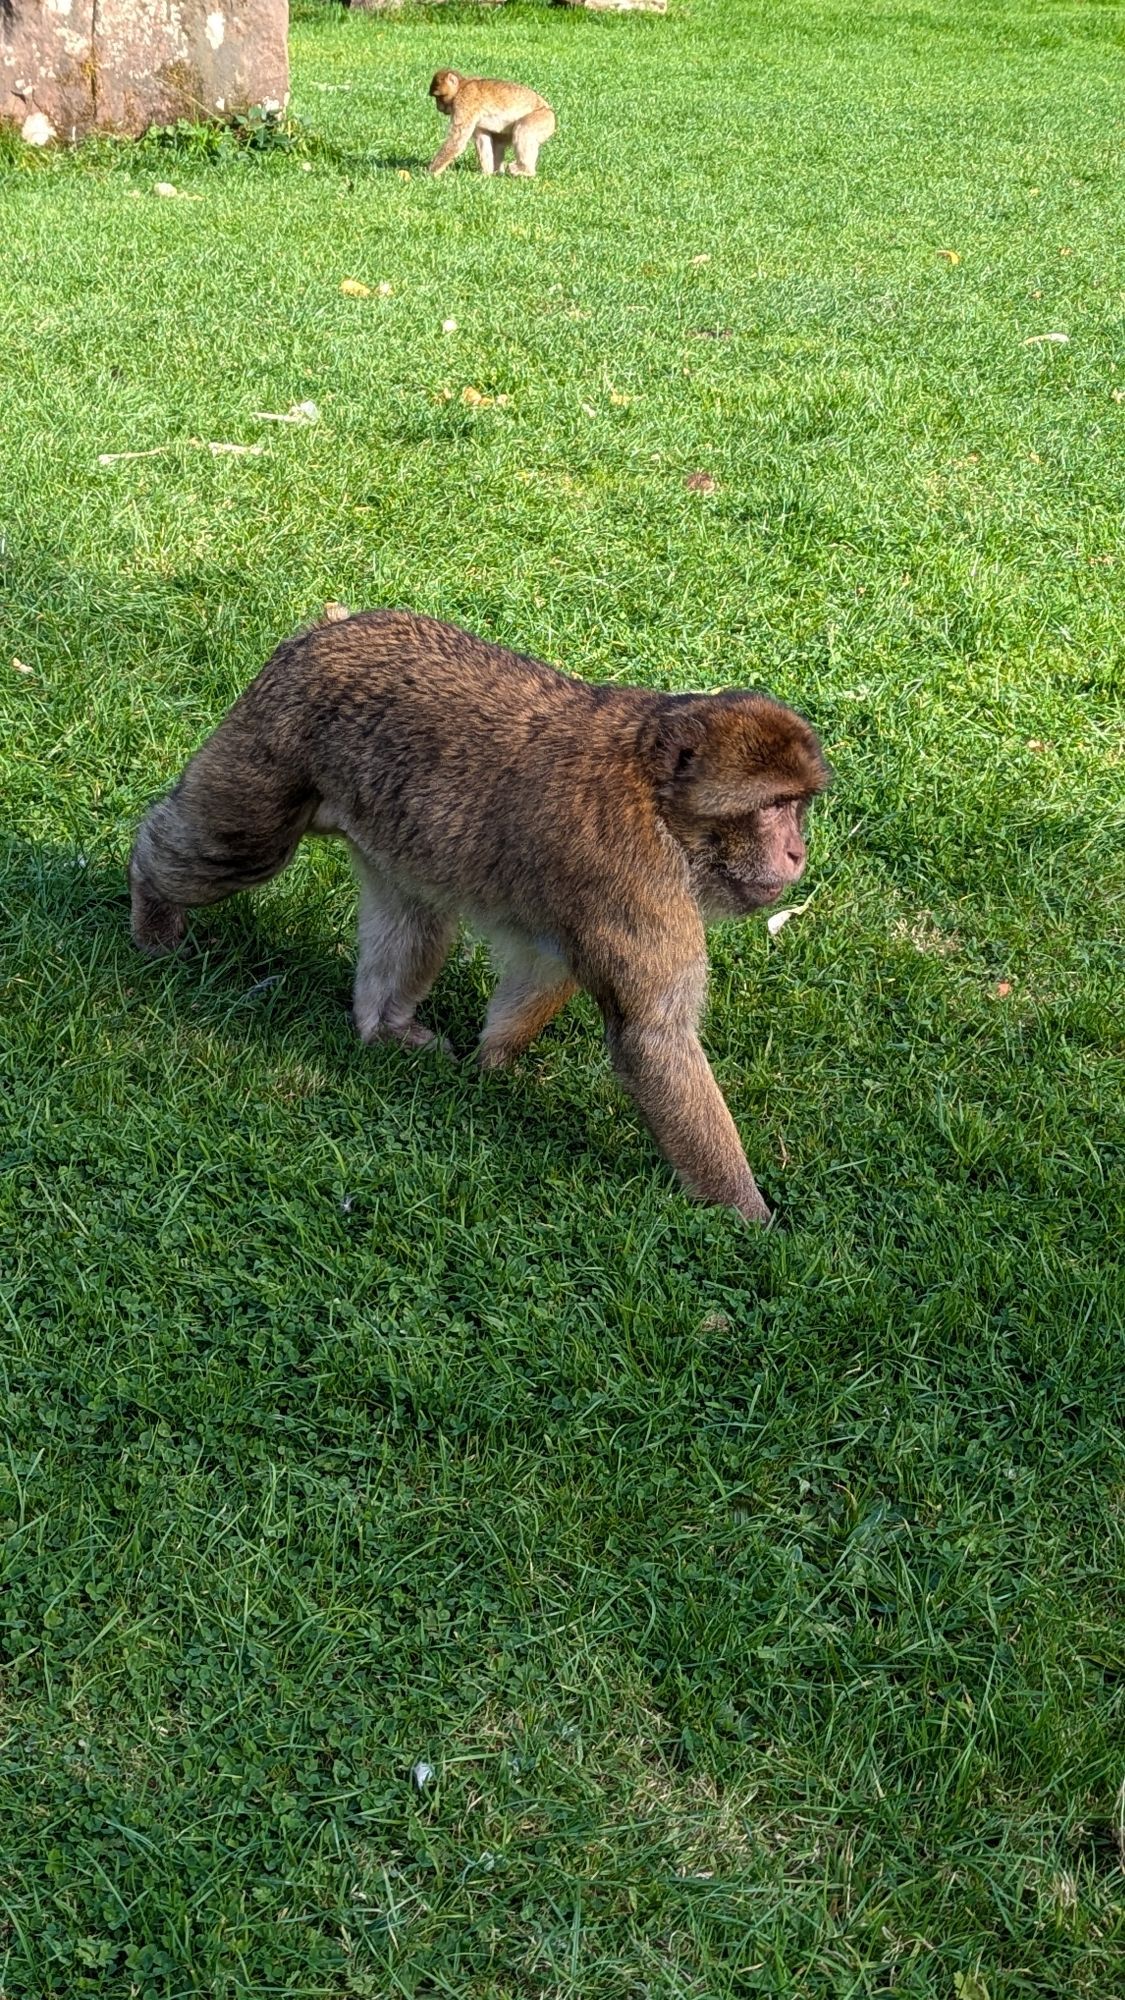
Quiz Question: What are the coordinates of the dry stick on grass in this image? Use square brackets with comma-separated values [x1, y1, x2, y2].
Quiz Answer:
[97, 440, 267, 465]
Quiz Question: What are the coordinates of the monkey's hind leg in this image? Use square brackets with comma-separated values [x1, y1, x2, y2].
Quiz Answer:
[507, 107, 554, 178]
[350, 849, 456, 1051]
[130, 857, 189, 956]
[129, 762, 316, 956]
[478, 940, 577, 1069]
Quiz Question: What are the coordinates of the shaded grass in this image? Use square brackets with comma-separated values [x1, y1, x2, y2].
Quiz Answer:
[1, 1, 1123, 1993]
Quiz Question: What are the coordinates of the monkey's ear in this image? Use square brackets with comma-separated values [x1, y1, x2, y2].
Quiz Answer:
[644, 704, 712, 802]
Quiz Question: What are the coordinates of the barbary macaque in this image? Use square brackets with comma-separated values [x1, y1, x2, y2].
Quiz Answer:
[129, 612, 830, 1223]
[428, 69, 556, 178]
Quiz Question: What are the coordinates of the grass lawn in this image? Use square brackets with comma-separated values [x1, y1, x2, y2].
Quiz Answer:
[2, 0, 1123, 1992]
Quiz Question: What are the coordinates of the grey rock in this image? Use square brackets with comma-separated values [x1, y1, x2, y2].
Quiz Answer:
[2, 0, 290, 141]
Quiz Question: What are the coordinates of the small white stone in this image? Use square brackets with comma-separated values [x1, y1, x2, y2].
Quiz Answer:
[205, 11, 225, 50]
[21, 111, 56, 147]
[411, 1761, 435, 1788]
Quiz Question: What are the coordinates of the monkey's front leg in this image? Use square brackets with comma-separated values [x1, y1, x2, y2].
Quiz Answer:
[478, 945, 577, 1068]
[473, 129, 504, 175]
[429, 117, 476, 176]
[604, 997, 772, 1224]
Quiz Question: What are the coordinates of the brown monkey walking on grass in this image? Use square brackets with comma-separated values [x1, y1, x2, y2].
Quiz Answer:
[129, 612, 830, 1223]
[428, 69, 556, 177]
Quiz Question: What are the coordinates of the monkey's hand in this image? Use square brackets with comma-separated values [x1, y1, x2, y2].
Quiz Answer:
[429, 120, 474, 175]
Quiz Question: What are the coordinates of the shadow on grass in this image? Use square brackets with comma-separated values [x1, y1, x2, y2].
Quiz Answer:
[2, 833, 618, 1171]
[361, 153, 430, 173]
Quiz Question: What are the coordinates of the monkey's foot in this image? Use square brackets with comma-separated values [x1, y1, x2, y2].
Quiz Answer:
[476, 1038, 525, 1071]
[357, 1013, 452, 1055]
[394, 1021, 453, 1055]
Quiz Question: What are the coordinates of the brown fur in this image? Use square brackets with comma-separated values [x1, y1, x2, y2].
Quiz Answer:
[129, 611, 830, 1222]
[428, 69, 556, 178]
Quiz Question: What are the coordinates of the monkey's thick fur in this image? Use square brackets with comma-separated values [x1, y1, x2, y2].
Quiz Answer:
[428, 70, 556, 178]
[130, 611, 829, 1222]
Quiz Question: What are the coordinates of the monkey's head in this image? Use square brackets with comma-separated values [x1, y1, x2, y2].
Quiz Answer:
[647, 692, 831, 919]
[429, 70, 461, 112]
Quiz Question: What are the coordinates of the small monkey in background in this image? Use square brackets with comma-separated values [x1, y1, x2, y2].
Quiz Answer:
[428, 69, 556, 178]
[129, 612, 830, 1224]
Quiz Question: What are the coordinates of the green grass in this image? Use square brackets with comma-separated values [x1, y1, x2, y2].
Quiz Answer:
[2, 0, 1123, 1992]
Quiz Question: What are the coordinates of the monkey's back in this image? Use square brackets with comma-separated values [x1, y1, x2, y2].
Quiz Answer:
[237, 610, 664, 938]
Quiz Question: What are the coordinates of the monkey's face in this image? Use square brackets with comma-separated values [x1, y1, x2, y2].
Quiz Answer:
[650, 690, 830, 922]
[429, 70, 460, 110]
[688, 797, 813, 920]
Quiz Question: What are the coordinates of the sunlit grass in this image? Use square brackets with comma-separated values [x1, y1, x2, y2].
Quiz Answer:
[1, 2, 1122, 1993]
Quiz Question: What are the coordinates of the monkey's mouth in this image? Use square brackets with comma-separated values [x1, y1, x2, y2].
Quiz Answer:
[715, 868, 786, 909]
[697, 861, 800, 923]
